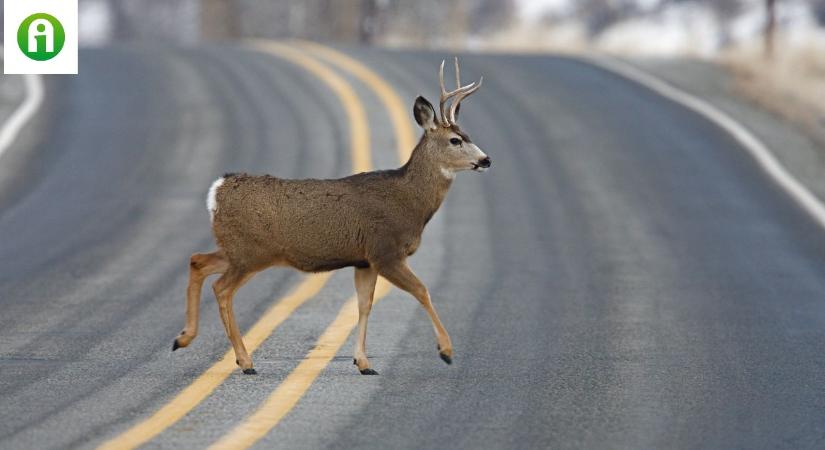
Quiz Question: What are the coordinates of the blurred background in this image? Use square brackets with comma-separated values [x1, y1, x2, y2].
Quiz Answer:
[0, 0, 815, 53]
[2, 1, 823, 171]
[46, 0, 822, 150]
[2, 1, 822, 186]
[52, 0, 825, 54]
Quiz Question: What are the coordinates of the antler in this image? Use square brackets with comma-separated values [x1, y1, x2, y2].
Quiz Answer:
[438, 57, 483, 127]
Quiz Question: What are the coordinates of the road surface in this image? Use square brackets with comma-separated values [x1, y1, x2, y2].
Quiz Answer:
[1, 44, 824, 449]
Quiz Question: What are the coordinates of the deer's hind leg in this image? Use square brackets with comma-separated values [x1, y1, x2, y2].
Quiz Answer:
[213, 267, 257, 374]
[174, 251, 229, 351]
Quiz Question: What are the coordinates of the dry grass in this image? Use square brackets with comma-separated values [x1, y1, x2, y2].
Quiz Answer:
[379, 22, 593, 54]
[476, 22, 590, 54]
[721, 40, 825, 148]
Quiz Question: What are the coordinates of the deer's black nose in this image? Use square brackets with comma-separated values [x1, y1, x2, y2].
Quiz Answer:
[478, 157, 491, 168]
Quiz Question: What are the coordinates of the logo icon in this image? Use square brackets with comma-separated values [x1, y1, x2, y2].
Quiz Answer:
[17, 13, 65, 61]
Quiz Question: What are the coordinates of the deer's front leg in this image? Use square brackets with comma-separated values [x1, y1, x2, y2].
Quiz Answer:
[353, 266, 378, 375]
[377, 261, 453, 364]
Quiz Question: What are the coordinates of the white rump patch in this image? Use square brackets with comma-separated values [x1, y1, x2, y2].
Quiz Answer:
[207, 177, 224, 222]
[440, 166, 455, 180]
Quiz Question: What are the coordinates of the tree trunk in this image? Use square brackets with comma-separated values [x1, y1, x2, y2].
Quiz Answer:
[201, 0, 237, 40]
[765, 0, 776, 59]
[359, 0, 378, 45]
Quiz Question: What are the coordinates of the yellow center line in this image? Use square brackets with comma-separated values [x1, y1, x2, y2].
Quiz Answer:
[249, 40, 372, 173]
[96, 273, 331, 450]
[208, 42, 416, 450]
[97, 40, 376, 450]
[209, 282, 393, 450]
[295, 40, 416, 162]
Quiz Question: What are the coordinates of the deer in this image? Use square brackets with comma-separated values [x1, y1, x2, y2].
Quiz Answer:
[172, 58, 490, 375]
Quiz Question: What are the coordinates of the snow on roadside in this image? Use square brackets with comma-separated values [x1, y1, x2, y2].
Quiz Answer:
[510, 0, 824, 56]
[596, 2, 718, 56]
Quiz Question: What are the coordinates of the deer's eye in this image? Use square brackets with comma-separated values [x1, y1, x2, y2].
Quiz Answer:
[449, 138, 462, 146]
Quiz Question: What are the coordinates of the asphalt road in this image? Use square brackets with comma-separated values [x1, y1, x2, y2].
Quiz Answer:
[2, 44, 825, 449]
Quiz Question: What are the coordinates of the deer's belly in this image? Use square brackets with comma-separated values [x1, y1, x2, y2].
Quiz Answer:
[288, 257, 370, 273]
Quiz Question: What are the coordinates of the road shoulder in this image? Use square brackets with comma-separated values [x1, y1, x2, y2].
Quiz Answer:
[623, 57, 825, 207]
[0, 68, 53, 212]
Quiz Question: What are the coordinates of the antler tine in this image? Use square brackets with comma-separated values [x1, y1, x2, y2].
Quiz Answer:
[454, 57, 461, 90]
[439, 60, 449, 126]
[439, 58, 482, 126]
[448, 76, 482, 125]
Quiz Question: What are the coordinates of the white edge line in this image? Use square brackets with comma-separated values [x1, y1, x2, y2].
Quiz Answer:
[583, 55, 825, 231]
[0, 45, 45, 161]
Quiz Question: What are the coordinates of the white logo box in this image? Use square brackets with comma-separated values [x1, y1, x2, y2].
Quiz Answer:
[4, 0, 78, 74]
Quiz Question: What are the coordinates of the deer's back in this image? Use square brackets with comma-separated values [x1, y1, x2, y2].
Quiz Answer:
[209, 172, 420, 272]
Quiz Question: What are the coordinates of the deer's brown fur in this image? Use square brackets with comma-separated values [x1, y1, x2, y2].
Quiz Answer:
[174, 60, 489, 375]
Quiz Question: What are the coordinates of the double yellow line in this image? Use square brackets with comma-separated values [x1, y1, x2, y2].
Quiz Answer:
[98, 41, 415, 449]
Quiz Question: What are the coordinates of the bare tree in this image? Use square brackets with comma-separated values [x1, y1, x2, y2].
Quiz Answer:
[706, 0, 742, 48]
[669, 0, 742, 48]
[106, 0, 132, 40]
[575, 0, 640, 36]
[814, 0, 825, 25]
[360, 0, 381, 44]
[201, 0, 238, 40]
[765, 0, 776, 59]
[468, 0, 515, 33]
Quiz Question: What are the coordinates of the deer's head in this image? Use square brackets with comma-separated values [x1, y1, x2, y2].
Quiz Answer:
[412, 58, 490, 178]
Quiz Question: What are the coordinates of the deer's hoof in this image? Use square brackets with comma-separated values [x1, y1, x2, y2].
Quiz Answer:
[242, 368, 257, 375]
[439, 352, 452, 365]
[172, 339, 182, 351]
[359, 368, 379, 375]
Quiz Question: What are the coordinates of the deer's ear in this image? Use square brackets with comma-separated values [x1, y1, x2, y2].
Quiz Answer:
[453, 102, 461, 122]
[413, 96, 438, 130]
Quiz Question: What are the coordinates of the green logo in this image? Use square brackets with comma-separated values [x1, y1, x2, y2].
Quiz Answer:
[17, 13, 65, 61]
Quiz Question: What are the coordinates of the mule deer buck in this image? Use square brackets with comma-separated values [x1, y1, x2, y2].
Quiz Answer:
[173, 58, 490, 375]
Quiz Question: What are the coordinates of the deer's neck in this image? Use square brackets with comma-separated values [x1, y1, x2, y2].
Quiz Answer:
[398, 150, 453, 226]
